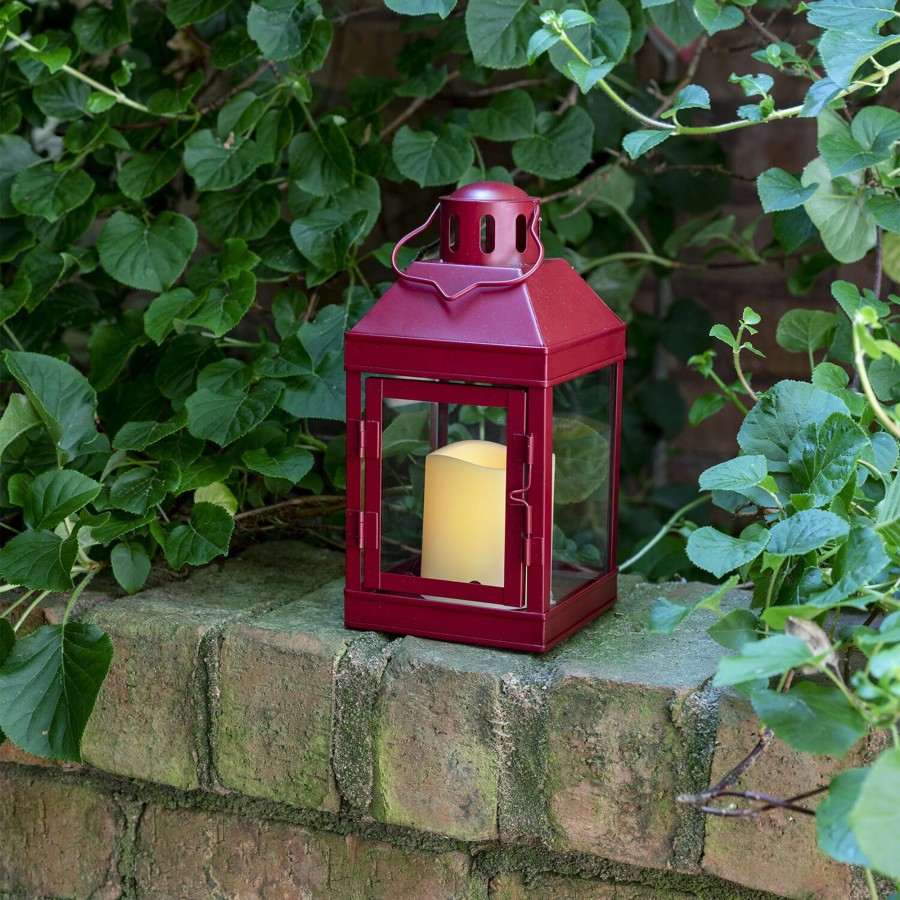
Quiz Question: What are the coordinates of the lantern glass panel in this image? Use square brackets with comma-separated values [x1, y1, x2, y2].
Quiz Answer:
[374, 379, 514, 598]
[551, 368, 613, 605]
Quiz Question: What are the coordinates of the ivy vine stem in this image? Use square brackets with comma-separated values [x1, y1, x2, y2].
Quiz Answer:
[557, 31, 900, 136]
[619, 494, 711, 572]
[13, 590, 51, 632]
[853, 317, 900, 442]
[61, 568, 99, 627]
[5, 31, 195, 120]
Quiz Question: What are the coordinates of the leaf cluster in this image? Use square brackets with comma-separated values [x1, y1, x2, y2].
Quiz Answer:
[653, 288, 900, 883]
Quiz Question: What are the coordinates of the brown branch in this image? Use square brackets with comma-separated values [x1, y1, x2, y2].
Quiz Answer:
[556, 82, 579, 115]
[653, 33, 710, 119]
[689, 786, 827, 818]
[382, 71, 461, 138]
[651, 163, 756, 183]
[233, 495, 343, 522]
[197, 63, 269, 115]
[743, 8, 782, 46]
[465, 78, 555, 98]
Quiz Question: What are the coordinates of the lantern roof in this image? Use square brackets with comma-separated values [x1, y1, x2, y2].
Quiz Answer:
[346, 257, 624, 386]
[345, 182, 625, 386]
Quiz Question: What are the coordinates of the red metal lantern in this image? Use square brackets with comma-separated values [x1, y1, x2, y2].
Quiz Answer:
[344, 182, 625, 652]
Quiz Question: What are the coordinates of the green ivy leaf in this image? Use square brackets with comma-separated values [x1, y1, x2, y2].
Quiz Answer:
[83, 511, 156, 546]
[775, 308, 837, 354]
[33, 74, 90, 120]
[664, 84, 711, 119]
[165, 501, 234, 570]
[0, 276, 29, 324]
[11, 162, 93, 223]
[688, 392, 725, 426]
[848, 749, 900, 879]
[512, 107, 594, 180]
[3, 350, 100, 464]
[21, 469, 101, 531]
[168, 0, 232, 26]
[188, 269, 256, 338]
[288, 122, 355, 196]
[186, 380, 283, 446]
[72, 0, 130, 53]
[713, 634, 815, 685]
[183, 129, 268, 191]
[817, 29, 900, 89]
[200, 181, 281, 243]
[687, 523, 770, 578]
[385, 0, 456, 17]
[756, 167, 818, 213]
[0, 394, 41, 458]
[144, 287, 202, 345]
[649, 0, 704, 48]
[526, 28, 560, 64]
[98, 211, 197, 292]
[767, 508, 850, 556]
[804, 0, 896, 31]
[566, 56, 615, 93]
[107, 460, 180, 515]
[817, 768, 871, 866]
[110, 542, 151, 594]
[737, 380, 850, 473]
[694, 0, 743, 34]
[113, 414, 187, 451]
[788, 412, 868, 507]
[0, 622, 113, 761]
[469, 90, 535, 141]
[466, 0, 537, 69]
[863, 194, 899, 235]
[809, 526, 889, 607]
[391, 123, 475, 187]
[118, 150, 181, 202]
[753, 682, 868, 755]
[649, 596, 693, 634]
[0, 530, 78, 591]
[279, 349, 345, 421]
[247, 0, 320, 61]
[698, 454, 768, 494]
[18, 245, 65, 312]
[707, 608, 759, 650]
[290, 209, 367, 283]
[88, 309, 148, 391]
[0, 134, 40, 218]
[242, 446, 314, 482]
[622, 129, 671, 159]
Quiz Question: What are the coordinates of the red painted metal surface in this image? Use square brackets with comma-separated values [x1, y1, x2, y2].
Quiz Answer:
[344, 182, 625, 652]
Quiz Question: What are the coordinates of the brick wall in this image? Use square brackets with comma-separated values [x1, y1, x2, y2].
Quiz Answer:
[0, 544, 883, 899]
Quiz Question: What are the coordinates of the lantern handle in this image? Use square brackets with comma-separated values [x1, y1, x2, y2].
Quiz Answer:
[391, 201, 544, 302]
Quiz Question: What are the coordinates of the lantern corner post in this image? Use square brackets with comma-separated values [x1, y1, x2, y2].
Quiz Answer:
[345, 369, 363, 593]
[524, 384, 553, 614]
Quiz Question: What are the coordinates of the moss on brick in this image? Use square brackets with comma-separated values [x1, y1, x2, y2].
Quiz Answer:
[332, 630, 395, 814]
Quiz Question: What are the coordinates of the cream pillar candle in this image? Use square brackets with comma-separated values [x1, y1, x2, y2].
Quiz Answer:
[421, 439, 507, 587]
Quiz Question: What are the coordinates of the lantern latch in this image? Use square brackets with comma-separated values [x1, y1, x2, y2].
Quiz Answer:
[510, 433, 535, 566]
[350, 419, 381, 459]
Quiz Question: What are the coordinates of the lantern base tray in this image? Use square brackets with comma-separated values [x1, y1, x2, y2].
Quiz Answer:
[344, 571, 616, 653]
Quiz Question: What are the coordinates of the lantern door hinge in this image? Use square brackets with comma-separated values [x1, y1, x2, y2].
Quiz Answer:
[351, 419, 382, 459]
[351, 510, 380, 549]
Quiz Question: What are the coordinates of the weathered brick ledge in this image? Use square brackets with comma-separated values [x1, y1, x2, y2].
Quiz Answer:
[0, 543, 882, 900]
